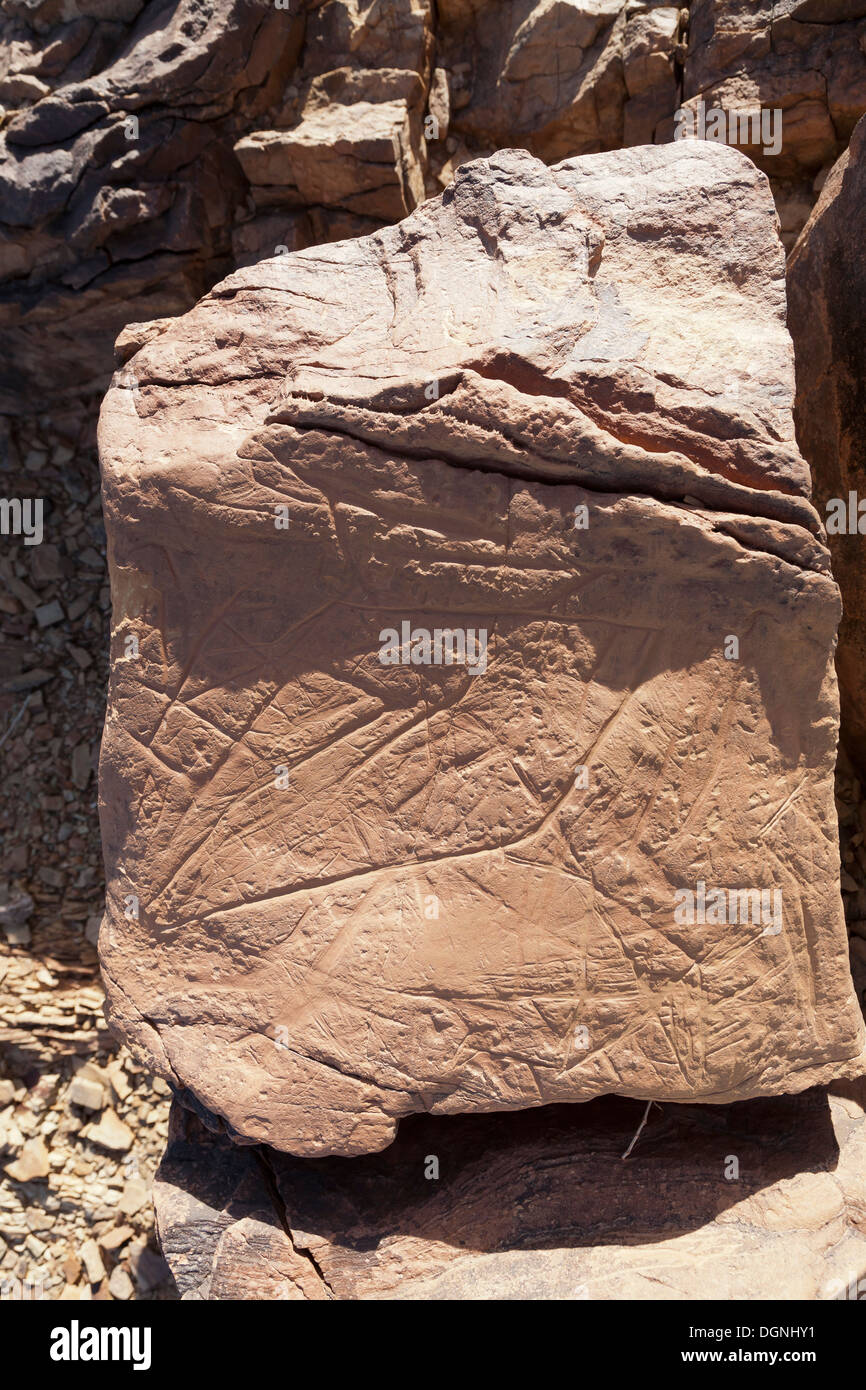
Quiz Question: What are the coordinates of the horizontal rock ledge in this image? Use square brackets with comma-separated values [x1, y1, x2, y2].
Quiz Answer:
[154, 1082, 866, 1300]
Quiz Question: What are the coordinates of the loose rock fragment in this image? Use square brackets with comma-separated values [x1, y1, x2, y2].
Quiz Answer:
[80, 1238, 106, 1286]
[66, 1077, 104, 1112]
[4, 1136, 50, 1183]
[86, 1110, 134, 1155]
[107, 1265, 135, 1300]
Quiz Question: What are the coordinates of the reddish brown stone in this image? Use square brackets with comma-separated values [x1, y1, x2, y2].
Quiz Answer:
[98, 143, 864, 1158]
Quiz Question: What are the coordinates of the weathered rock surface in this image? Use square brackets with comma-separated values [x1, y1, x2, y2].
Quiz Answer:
[682, 0, 866, 246]
[235, 88, 427, 222]
[0, 0, 438, 411]
[789, 112, 866, 776]
[433, 0, 673, 159]
[155, 1081, 866, 1299]
[5, 0, 866, 412]
[98, 141, 865, 1158]
[684, 0, 866, 178]
[0, 0, 302, 411]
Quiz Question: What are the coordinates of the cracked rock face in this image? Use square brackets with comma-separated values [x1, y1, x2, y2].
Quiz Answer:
[788, 114, 866, 777]
[684, 1, 866, 180]
[5, 0, 866, 415]
[98, 142, 865, 1158]
[155, 1081, 866, 1300]
[0, 0, 303, 412]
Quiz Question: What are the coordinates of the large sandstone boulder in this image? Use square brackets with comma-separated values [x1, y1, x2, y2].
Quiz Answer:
[788, 113, 866, 775]
[98, 142, 865, 1158]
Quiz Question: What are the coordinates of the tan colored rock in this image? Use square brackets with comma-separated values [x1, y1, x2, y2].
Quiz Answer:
[99, 1225, 135, 1253]
[0, 72, 49, 105]
[4, 1136, 50, 1182]
[86, 1109, 134, 1154]
[105, 1061, 132, 1104]
[235, 96, 426, 222]
[99, 142, 864, 1158]
[117, 1178, 149, 1217]
[66, 1076, 104, 1111]
[107, 1265, 135, 1300]
[80, 1238, 106, 1285]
